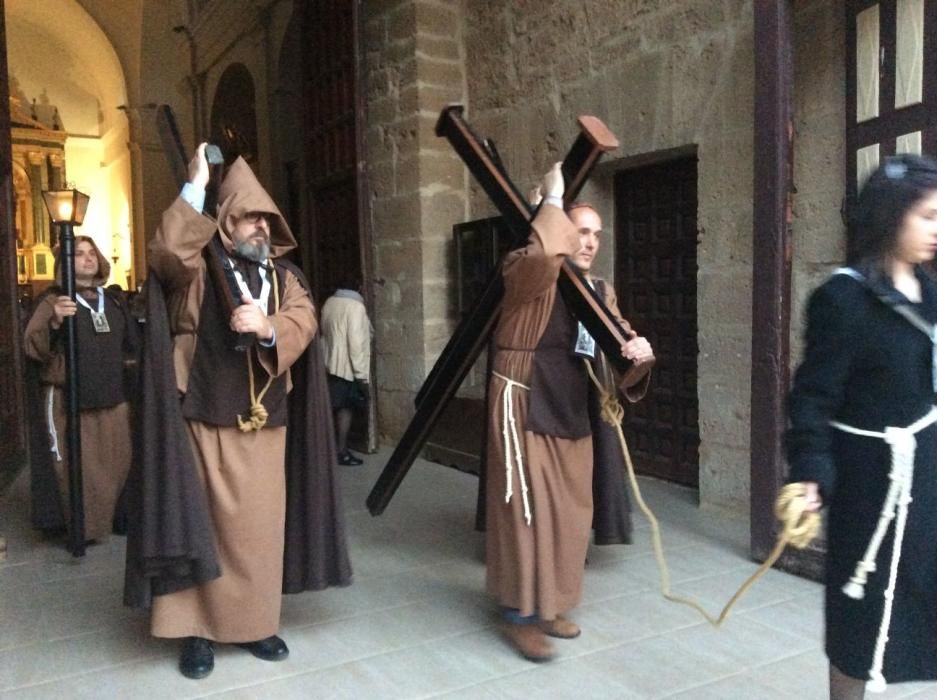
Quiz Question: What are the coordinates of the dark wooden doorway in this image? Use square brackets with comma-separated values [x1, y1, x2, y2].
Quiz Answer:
[301, 0, 375, 451]
[303, 0, 362, 302]
[0, 0, 27, 492]
[614, 156, 699, 487]
[210, 63, 259, 166]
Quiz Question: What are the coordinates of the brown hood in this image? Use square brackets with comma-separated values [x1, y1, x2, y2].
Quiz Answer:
[216, 157, 296, 259]
[54, 234, 111, 287]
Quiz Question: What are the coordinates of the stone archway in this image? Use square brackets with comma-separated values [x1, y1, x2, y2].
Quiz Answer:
[210, 63, 259, 166]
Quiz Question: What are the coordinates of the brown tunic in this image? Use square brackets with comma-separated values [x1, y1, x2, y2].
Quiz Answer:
[23, 291, 134, 542]
[147, 192, 316, 642]
[485, 205, 591, 621]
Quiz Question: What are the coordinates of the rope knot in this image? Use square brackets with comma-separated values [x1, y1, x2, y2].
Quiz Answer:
[237, 402, 269, 432]
[884, 426, 915, 456]
[599, 392, 624, 425]
[773, 483, 822, 550]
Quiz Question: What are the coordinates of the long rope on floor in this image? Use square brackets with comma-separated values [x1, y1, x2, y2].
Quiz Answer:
[584, 359, 821, 627]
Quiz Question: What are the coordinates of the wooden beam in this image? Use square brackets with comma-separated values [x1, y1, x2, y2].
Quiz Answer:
[0, 0, 28, 487]
[750, 0, 794, 562]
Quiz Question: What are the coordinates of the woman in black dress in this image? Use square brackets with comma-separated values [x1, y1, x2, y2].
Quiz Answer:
[787, 154, 937, 699]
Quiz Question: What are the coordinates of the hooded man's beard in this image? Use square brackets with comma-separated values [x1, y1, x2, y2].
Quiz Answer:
[235, 237, 270, 262]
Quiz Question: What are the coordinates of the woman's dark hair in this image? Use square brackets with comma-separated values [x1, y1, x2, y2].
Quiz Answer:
[331, 272, 362, 294]
[848, 153, 937, 280]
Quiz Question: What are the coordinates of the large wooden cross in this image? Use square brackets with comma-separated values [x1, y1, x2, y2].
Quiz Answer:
[367, 106, 623, 515]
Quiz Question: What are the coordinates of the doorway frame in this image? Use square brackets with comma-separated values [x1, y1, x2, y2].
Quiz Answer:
[0, 0, 28, 490]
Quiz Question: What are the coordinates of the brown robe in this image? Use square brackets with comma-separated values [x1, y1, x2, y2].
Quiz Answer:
[485, 205, 651, 621]
[147, 161, 316, 642]
[23, 241, 135, 543]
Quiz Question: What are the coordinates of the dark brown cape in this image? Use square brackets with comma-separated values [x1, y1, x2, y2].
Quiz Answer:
[589, 367, 633, 545]
[123, 263, 352, 609]
[589, 279, 633, 545]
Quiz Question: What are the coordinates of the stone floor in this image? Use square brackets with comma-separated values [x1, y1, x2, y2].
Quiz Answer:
[2, 449, 937, 699]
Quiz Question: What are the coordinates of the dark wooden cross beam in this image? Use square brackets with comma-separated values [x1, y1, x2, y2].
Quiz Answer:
[367, 106, 623, 516]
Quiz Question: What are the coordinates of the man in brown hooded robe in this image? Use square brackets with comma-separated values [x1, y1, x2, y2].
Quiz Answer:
[24, 236, 137, 543]
[145, 144, 317, 678]
[486, 164, 654, 662]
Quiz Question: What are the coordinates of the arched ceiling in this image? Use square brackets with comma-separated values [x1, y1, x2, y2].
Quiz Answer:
[5, 0, 130, 135]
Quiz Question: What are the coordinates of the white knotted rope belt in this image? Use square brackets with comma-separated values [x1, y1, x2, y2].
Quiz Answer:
[492, 371, 533, 525]
[46, 386, 62, 462]
[829, 406, 937, 693]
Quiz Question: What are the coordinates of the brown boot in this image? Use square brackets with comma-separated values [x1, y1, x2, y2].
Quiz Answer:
[539, 615, 581, 639]
[500, 622, 556, 661]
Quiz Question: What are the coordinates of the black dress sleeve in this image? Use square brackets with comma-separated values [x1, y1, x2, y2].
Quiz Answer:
[785, 277, 862, 497]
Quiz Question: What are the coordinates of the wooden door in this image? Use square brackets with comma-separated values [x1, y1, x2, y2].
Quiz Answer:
[0, 0, 27, 489]
[302, 0, 375, 450]
[303, 0, 360, 302]
[614, 157, 699, 486]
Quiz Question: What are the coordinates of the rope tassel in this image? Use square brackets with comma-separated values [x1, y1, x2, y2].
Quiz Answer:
[493, 371, 532, 525]
[46, 386, 62, 462]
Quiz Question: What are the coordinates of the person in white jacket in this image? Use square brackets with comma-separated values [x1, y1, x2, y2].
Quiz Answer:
[320, 277, 371, 465]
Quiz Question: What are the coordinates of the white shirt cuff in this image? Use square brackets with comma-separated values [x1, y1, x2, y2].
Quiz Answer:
[259, 327, 276, 347]
[543, 195, 564, 209]
[181, 183, 206, 213]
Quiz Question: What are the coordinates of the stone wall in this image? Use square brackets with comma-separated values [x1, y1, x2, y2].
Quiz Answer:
[790, 1, 847, 363]
[364, 0, 467, 440]
[134, 0, 193, 270]
[462, 0, 756, 511]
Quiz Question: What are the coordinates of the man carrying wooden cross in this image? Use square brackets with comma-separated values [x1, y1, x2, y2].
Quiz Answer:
[126, 143, 352, 680]
[485, 162, 654, 662]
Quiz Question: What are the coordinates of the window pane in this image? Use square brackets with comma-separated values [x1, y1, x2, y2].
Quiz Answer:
[856, 4, 880, 122]
[857, 143, 880, 190]
[895, 0, 924, 109]
[896, 131, 922, 155]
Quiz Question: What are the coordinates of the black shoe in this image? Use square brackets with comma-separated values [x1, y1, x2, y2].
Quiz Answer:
[338, 450, 363, 466]
[236, 635, 290, 661]
[179, 637, 214, 679]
